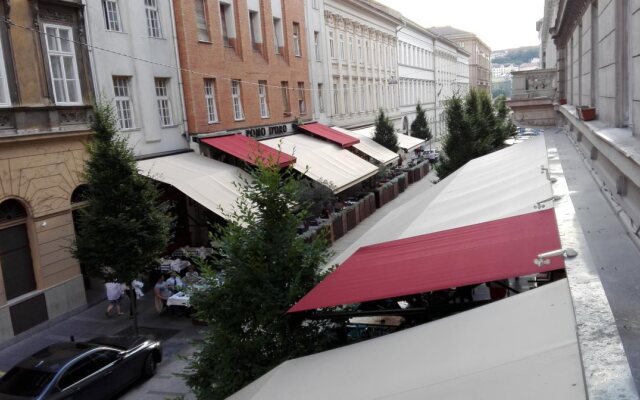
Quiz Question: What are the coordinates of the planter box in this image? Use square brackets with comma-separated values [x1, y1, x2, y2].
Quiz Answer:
[576, 106, 596, 121]
[559, 98, 567, 105]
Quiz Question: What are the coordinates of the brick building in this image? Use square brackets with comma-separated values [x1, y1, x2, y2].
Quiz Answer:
[173, 0, 312, 144]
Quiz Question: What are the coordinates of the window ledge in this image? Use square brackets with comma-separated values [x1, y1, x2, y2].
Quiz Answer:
[161, 124, 179, 129]
[198, 40, 213, 44]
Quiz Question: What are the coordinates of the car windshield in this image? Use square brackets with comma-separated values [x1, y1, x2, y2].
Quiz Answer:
[0, 367, 55, 396]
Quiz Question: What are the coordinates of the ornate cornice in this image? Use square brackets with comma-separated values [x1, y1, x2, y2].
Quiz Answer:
[553, 0, 590, 46]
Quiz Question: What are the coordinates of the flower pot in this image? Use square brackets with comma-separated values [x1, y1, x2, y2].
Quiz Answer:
[576, 106, 596, 121]
[559, 98, 567, 105]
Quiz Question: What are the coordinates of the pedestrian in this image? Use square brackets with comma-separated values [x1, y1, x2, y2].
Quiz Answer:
[105, 280, 124, 317]
[154, 274, 172, 313]
[166, 271, 184, 293]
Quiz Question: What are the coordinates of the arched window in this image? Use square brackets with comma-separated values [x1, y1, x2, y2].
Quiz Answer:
[0, 199, 36, 300]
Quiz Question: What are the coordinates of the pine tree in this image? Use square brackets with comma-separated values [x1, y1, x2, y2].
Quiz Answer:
[436, 94, 469, 179]
[373, 109, 399, 153]
[73, 103, 172, 332]
[410, 102, 432, 141]
[184, 162, 335, 400]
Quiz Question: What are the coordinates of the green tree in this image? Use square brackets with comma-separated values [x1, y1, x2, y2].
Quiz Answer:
[73, 103, 172, 332]
[184, 162, 335, 400]
[373, 109, 399, 152]
[410, 102, 432, 141]
[436, 94, 470, 179]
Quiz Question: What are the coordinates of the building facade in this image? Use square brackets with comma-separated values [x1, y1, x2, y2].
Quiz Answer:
[85, 0, 189, 157]
[0, 0, 94, 346]
[433, 35, 469, 138]
[173, 0, 311, 144]
[305, 0, 401, 129]
[430, 26, 491, 94]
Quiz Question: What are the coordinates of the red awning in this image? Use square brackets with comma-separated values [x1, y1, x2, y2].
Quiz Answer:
[289, 209, 564, 313]
[201, 134, 296, 168]
[298, 122, 360, 148]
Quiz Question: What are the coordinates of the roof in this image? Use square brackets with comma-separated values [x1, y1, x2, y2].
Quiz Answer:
[429, 25, 473, 37]
[261, 134, 378, 194]
[352, 126, 425, 152]
[289, 209, 563, 313]
[332, 126, 399, 166]
[201, 134, 296, 168]
[297, 122, 360, 148]
[137, 152, 251, 219]
[230, 280, 585, 400]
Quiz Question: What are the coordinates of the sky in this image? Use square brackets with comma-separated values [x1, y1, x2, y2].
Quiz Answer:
[376, 0, 544, 51]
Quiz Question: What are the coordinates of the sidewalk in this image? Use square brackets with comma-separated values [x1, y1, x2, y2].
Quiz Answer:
[0, 291, 201, 399]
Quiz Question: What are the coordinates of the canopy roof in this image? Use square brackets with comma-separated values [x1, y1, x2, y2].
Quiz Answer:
[261, 134, 378, 193]
[137, 152, 250, 219]
[289, 209, 563, 312]
[332, 126, 400, 166]
[329, 135, 553, 267]
[297, 122, 360, 148]
[352, 126, 425, 152]
[230, 280, 585, 400]
[201, 134, 296, 168]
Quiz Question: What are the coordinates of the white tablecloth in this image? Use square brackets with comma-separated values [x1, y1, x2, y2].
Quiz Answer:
[167, 292, 190, 307]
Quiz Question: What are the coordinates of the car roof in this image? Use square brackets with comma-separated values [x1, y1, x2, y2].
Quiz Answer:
[17, 343, 99, 372]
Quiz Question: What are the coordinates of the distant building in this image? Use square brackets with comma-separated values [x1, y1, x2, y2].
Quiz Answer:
[430, 26, 491, 94]
[492, 63, 519, 79]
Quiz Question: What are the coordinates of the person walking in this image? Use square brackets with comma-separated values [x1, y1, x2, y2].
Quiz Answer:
[105, 280, 125, 317]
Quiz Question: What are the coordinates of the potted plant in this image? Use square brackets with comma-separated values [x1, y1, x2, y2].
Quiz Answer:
[559, 98, 567, 105]
[576, 106, 596, 121]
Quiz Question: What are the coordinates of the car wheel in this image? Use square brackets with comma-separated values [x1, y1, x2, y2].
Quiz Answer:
[142, 353, 157, 379]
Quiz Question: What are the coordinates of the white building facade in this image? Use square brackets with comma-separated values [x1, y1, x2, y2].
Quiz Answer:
[304, 0, 401, 128]
[433, 37, 469, 138]
[85, 0, 188, 157]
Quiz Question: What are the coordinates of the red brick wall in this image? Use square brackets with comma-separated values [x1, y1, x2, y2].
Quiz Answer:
[173, 0, 312, 135]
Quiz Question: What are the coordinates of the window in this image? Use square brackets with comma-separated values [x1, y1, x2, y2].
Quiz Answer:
[220, 2, 232, 47]
[0, 200, 36, 301]
[293, 22, 301, 57]
[343, 83, 348, 114]
[249, 10, 261, 50]
[314, 31, 320, 61]
[357, 39, 363, 65]
[231, 79, 244, 120]
[348, 36, 354, 62]
[155, 78, 173, 126]
[273, 17, 283, 54]
[144, 0, 162, 38]
[328, 31, 335, 59]
[297, 82, 306, 114]
[258, 80, 269, 118]
[102, 0, 121, 32]
[351, 83, 356, 112]
[113, 77, 134, 129]
[204, 79, 218, 123]
[312, 0, 319, 9]
[333, 83, 339, 114]
[317, 83, 324, 113]
[195, 0, 210, 41]
[338, 33, 345, 60]
[281, 81, 290, 114]
[360, 81, 365, 112]
[0, 37, 11, 106]
[58, 356, 100, 390]
[44, 24, 81, 105]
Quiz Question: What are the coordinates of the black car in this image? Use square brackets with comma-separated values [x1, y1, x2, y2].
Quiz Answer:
[0, 336, 161, 400]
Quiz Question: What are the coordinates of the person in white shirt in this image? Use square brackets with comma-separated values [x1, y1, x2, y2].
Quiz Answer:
[105, 281, 124, 317]
[166, 272, 184, 293]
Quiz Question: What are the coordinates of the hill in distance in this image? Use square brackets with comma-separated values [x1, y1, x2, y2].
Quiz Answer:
[492, 46, 539, 65]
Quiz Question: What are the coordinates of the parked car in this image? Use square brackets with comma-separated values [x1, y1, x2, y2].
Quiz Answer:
[0, 336, 161, 400]
[425, 149, 440, 163]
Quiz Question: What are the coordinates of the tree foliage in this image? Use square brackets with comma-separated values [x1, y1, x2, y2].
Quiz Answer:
[410, 102, 432, 141]
[184, 162, 335, 400]
[373, 109, 399, 153]
[73, 103, 172, 283]
[436, 89, 514, 179]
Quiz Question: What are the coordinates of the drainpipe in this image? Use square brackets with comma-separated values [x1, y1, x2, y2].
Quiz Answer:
[168, 0, 190, 150]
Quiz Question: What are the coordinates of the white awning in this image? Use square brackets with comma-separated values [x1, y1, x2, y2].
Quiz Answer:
[329, 136, 553, 266]
[352, 126, 426, 152]
[137, 152, 251, 219]
[332, 127, 399, 166]
[261, 134, 378, 194]
[228, 279, 585, 400]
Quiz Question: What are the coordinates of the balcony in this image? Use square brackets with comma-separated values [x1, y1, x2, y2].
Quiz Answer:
[506, 69, 557, 127]
[0, 105, 93, 138]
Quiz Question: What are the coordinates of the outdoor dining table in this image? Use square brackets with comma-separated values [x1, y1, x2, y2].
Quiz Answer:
[167, 291, 190, 307]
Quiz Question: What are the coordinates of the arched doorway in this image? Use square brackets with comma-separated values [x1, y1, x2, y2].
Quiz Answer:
[0, 199, 36, 301]
[402, 116, 409, 134]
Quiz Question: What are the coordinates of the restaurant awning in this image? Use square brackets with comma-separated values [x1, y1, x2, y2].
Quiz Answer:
[137, 152, 251, 219]
[332, 126, 400, 166]
[289, 209, 563, 312]
[230, 279, 585, 400]
[328, 135, 553, 267]
[201, 134, 296, 168]
[297, 122, 360, 148]
[352, 126, 425, 152]
[261, 134, 378, 194]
